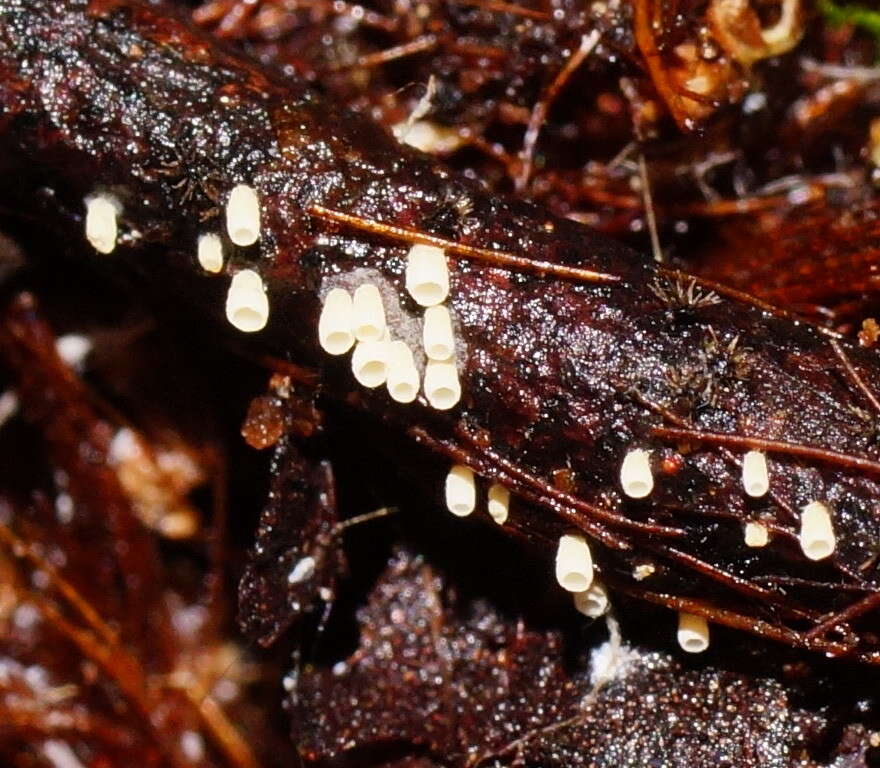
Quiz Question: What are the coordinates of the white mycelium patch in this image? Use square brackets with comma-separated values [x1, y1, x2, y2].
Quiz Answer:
[405, 244, 449, 307]
[555, 533, 594, 593]
[799, 501, 836, 561]
[225, 184, 261, 246]
[85, 193, 121, 254]
[741, 450, 769, 497]
[445, 464, 476, 517]
[225, 269, 269, 333]
[620, 448, 653, 499]
[677, 612, 709, 653]
[197, 233, 224, 274]
[318, 288, 355, 355]
[487, 482, 510, 525]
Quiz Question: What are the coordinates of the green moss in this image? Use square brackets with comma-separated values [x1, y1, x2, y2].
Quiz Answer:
[818, 0, 880, 48]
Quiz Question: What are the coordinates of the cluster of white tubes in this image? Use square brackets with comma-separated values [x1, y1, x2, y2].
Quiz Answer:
[318, 283, 421, 401]
[619, 447, 836, 558]
[444, 464, 509, 524]
[407, 245, 461, 410]
[316, 244, 462, 409]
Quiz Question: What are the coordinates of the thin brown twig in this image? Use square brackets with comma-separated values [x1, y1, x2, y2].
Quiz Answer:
[650, 425, 880, 477]
[308, 204, 622, 284]
[516, 29, 601, 192]
[829, 337, 880, 416]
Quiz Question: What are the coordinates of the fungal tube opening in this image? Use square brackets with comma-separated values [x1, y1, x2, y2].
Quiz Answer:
[318, 288, 355, 355]
[424, 356, 461, 410]
[352, 284, 387, 342]
[225, 269, 269, 333]
[386, 340, 420, 403]
[487, 482, 509, 525]
[405, 244, 449, 306]
[620, 448, 654, 499]
[85, 193, 120, 254]
[743, 521, 769, 548]
[197, 233, 224, 274]
[351, 339, 389, 388]
[573, 580, 609, 619]
[422, 305, 456, 361]
[555, 533, 594, 593]
[741, 450, 769, 497]
[225, 184, 261, 246]
[677, 612, 709, 653]
[799, 501, 836, 561]
[445, 464, 476, 517]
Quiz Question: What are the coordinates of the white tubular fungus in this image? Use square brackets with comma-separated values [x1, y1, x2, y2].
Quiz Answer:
[351, 339, 389, 388]
[287, 556, 316, 585]
[225, 269, 269, 333]
[352, 284, 387, 342]
[555, 533, 594, 593]
[56, 334, 92, 371]
[385, 340, 420, 403]
[620, 448, 653, 499]
[422, 305, 455, 361]
[445, 464, 476, 517]
[487, 482, 510, 525]
[424, 356, 461, 410]
[741, 450, 769, 497]
[85, 194, 120, 254]
[799, 501, 836, 561]
[743, 521, 769, 548]
[0, 390, 18, 429]
[225, 184, 261, 246]
[677, 612, 710, 653]
[573, 580, 609, 618]
[197, 233, 224, 274]
[405, 244, 449, 307]
[318, 288, 355, 355]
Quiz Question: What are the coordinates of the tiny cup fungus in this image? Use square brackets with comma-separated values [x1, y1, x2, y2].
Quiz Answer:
[422, 305, 455, 361]
[225, 269, 269, 333]
[287, 556, 317, 585]
[84, 193, 120, 254]
[225, 183, 261, 246]
[486, 482, 509, 525]
[318, 288, 356, 355]
[352, 284, 387, 342]
[423, 356, 461, 410]
[196, 232, 224, 274]
[573, 580, 609, 618]
[405, 244, 449, 307]
[799, 501, 836, 561]
[554, 533, 594, 593]
[385, 340, 420, 403]
[445, 464, 476, 517]
[743, 521, 769, 548]
[741, 450, 769, 497]
[351, 339, 390, 388]
[677, 612, 710, 653]
[620, 448, 654, 499]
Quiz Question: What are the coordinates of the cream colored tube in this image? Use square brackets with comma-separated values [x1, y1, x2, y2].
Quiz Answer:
[554, 534, 593, 593]
[225, 184, 261, 246]
[225, 269, 269, 332]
